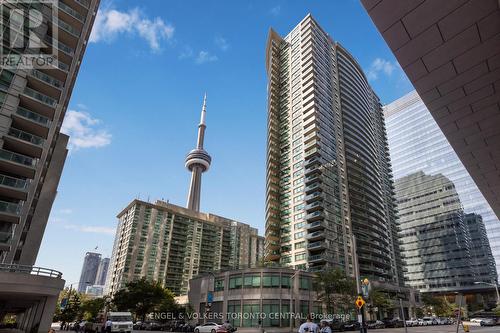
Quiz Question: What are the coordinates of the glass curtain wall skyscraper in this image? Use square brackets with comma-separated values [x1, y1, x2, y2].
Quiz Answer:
[265, 14, 402, 285]
[384, 91, 500, 276]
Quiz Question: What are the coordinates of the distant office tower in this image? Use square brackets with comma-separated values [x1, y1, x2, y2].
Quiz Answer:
[465, 214, 497, 285]
[384, 91, 500, 273]
[395, 172, 486, 293]
[95, 257, 110, 286]
[78, 252, 102, 292]
[85, 285, 104, 297]
[265, 14, 402, 284]
[105, 199, 264, 296]
[0, 1, 100, 332]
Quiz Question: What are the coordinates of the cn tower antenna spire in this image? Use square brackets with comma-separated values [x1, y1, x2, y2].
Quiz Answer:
[185, 94, 212, 212]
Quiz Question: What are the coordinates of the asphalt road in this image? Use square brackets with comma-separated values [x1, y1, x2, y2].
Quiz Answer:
[365, 325, 498, 333]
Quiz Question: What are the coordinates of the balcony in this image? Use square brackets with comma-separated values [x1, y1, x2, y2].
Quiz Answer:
[0, 174, 29, 200]
[21, 87, 57, 119]
[308, 253, 327, 263]
[0, 200, 21, 224]
[307, 230, 325, 241]
[0, 149, 37, 178]
[305, 191, 322, 203]
[58, 1, 86, 26]
[0, 230, 13, 248]
[306, 211, 324, 222]
[5, 128, 45, 157]
[305, 181, 322, 194]
[307, 241, 325, 250]
[307, 220, 325, 231]
[305, 201, 322, 212]
[23, 87, 57, 108]
[12, 107, 51, 138]
[29, 69, 63, 98]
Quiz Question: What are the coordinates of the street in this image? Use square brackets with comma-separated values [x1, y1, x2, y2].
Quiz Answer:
[365, 326, 498, 333]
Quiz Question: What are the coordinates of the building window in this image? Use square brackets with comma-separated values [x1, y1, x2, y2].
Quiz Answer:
[227, 301, 241, 327]
[262, 274, 280, 288]
[214, 278, 224, 291]
[243, 275, 261, 288]
[299, 277, 311, 290]
[262, 300, 280, 327]
[295, 253, 306, 261]
[295, 241, 305, 249]
[229, 276, 242, 289]
[281, 275, 291, 288]
[242, 302, 260, 327]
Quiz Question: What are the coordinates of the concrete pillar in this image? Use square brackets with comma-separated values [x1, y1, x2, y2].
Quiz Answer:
[38, 295, 58, 333]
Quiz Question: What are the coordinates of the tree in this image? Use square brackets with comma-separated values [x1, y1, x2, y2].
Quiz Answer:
[112, 278, 175, 322]
[370, 289, 393, 318]
[81, 298, 106, 321]
[313, 268, 356, 313]
[421, 294, 454, 317]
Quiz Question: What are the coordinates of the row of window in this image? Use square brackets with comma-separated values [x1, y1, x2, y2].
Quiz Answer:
[217, 274, 313, 290]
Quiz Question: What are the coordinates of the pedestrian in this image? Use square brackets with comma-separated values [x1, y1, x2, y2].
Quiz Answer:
[299, 315, 318, 333]
[105, 318, 112, 333]
[319, 321, 331, 333]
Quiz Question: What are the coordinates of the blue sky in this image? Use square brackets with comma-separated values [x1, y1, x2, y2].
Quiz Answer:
[35, 0, 414, 286]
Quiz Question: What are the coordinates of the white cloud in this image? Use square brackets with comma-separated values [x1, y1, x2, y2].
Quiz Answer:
[215, 36, 229, 51]
[61, 110, 111, 150]
[63, 224, 116, 235]
[270, 5, 281, 16]
[58, 208, 73, 214]
[195, 51, 218, 64]
[90, 8, 174, 52]
[366, 58, 397, 81]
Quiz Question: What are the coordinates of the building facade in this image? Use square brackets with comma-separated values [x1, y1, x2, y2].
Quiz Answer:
[78, 252, 101, 292]
[0, 0, 100, 332]
[187, 267, 419, 330]
[95, 257, 110, 286]
[105, 200, 264, 296]
[384, 91, 500, 275]
[264, 14, 402, 285]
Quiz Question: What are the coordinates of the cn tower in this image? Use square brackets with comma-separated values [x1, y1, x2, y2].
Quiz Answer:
[185, 94, 212, 211]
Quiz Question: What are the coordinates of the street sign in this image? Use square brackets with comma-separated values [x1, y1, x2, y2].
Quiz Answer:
[361, 278, 370, 298]
[355, 296, 365, 309]
[207, 291, 213, 303]
[60, 298, 68, 309]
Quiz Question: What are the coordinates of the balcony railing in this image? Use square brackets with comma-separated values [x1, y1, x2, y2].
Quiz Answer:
[16, 107, 51, 126]
[0, 263, 63, 278]
[0, 200, 21, 215]
[0, 149, 37, 167]
[74, 0, 89, 8]
[31, 69, 63, 89]
[59, 1, 86, 22]
[44, 34, 75, 56]
[57, 18, 81, 37]
[0, 231, 12, 243]
[0, 174, 29, 189]
[23, 87, 57, 107]
[8, 128, 45, 146]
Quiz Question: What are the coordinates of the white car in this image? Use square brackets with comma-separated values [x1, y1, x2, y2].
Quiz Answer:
[405, 318, 418, 327]
[470, 318, 485, 323]
[194, 322, 222, 333]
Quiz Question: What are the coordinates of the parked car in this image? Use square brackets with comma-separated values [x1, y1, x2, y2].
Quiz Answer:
[421, 317, 437, 325]
[343, 320, 360, 331]
[382, 318, 403, 328]
[480, 318, 496, 326]
[366, 320, 385, 329]
[470, 317, 485, 323]
[194, 323, 222, 333]
[320, 319, 345, 332]
[405, 318, 418, 327]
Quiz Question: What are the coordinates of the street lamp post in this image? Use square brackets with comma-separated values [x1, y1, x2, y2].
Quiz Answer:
[474, 281, 500, 306]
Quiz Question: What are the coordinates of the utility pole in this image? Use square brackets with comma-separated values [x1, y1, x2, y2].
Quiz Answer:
[456, 294, 463, 333]
[399, 298, 408, 333]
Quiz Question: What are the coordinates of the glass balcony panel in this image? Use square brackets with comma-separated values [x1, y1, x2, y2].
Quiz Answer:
[31, 69, 63, 89]
[0, 149, 36, 167]
[16, 107, 51, 126]
[0, 174, 29, 189]
[0, 200, 21, 214]
[8, 128, 45, 146]
[59, 1, 86, 22]
[23, 87, 57, 107]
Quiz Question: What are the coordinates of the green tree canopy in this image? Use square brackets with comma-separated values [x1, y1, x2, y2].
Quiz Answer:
[313, 268, 356, 313]
[112, 278, 176, 321]
[81, 298, 106, 321]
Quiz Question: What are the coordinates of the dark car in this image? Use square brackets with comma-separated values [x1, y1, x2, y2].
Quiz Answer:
[480, 318, 496, 326]
[382, 318, 404, 328]
[321, 319, 345, 332]
[343, 320, 360, 331]
[366, 320, 385, 329]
